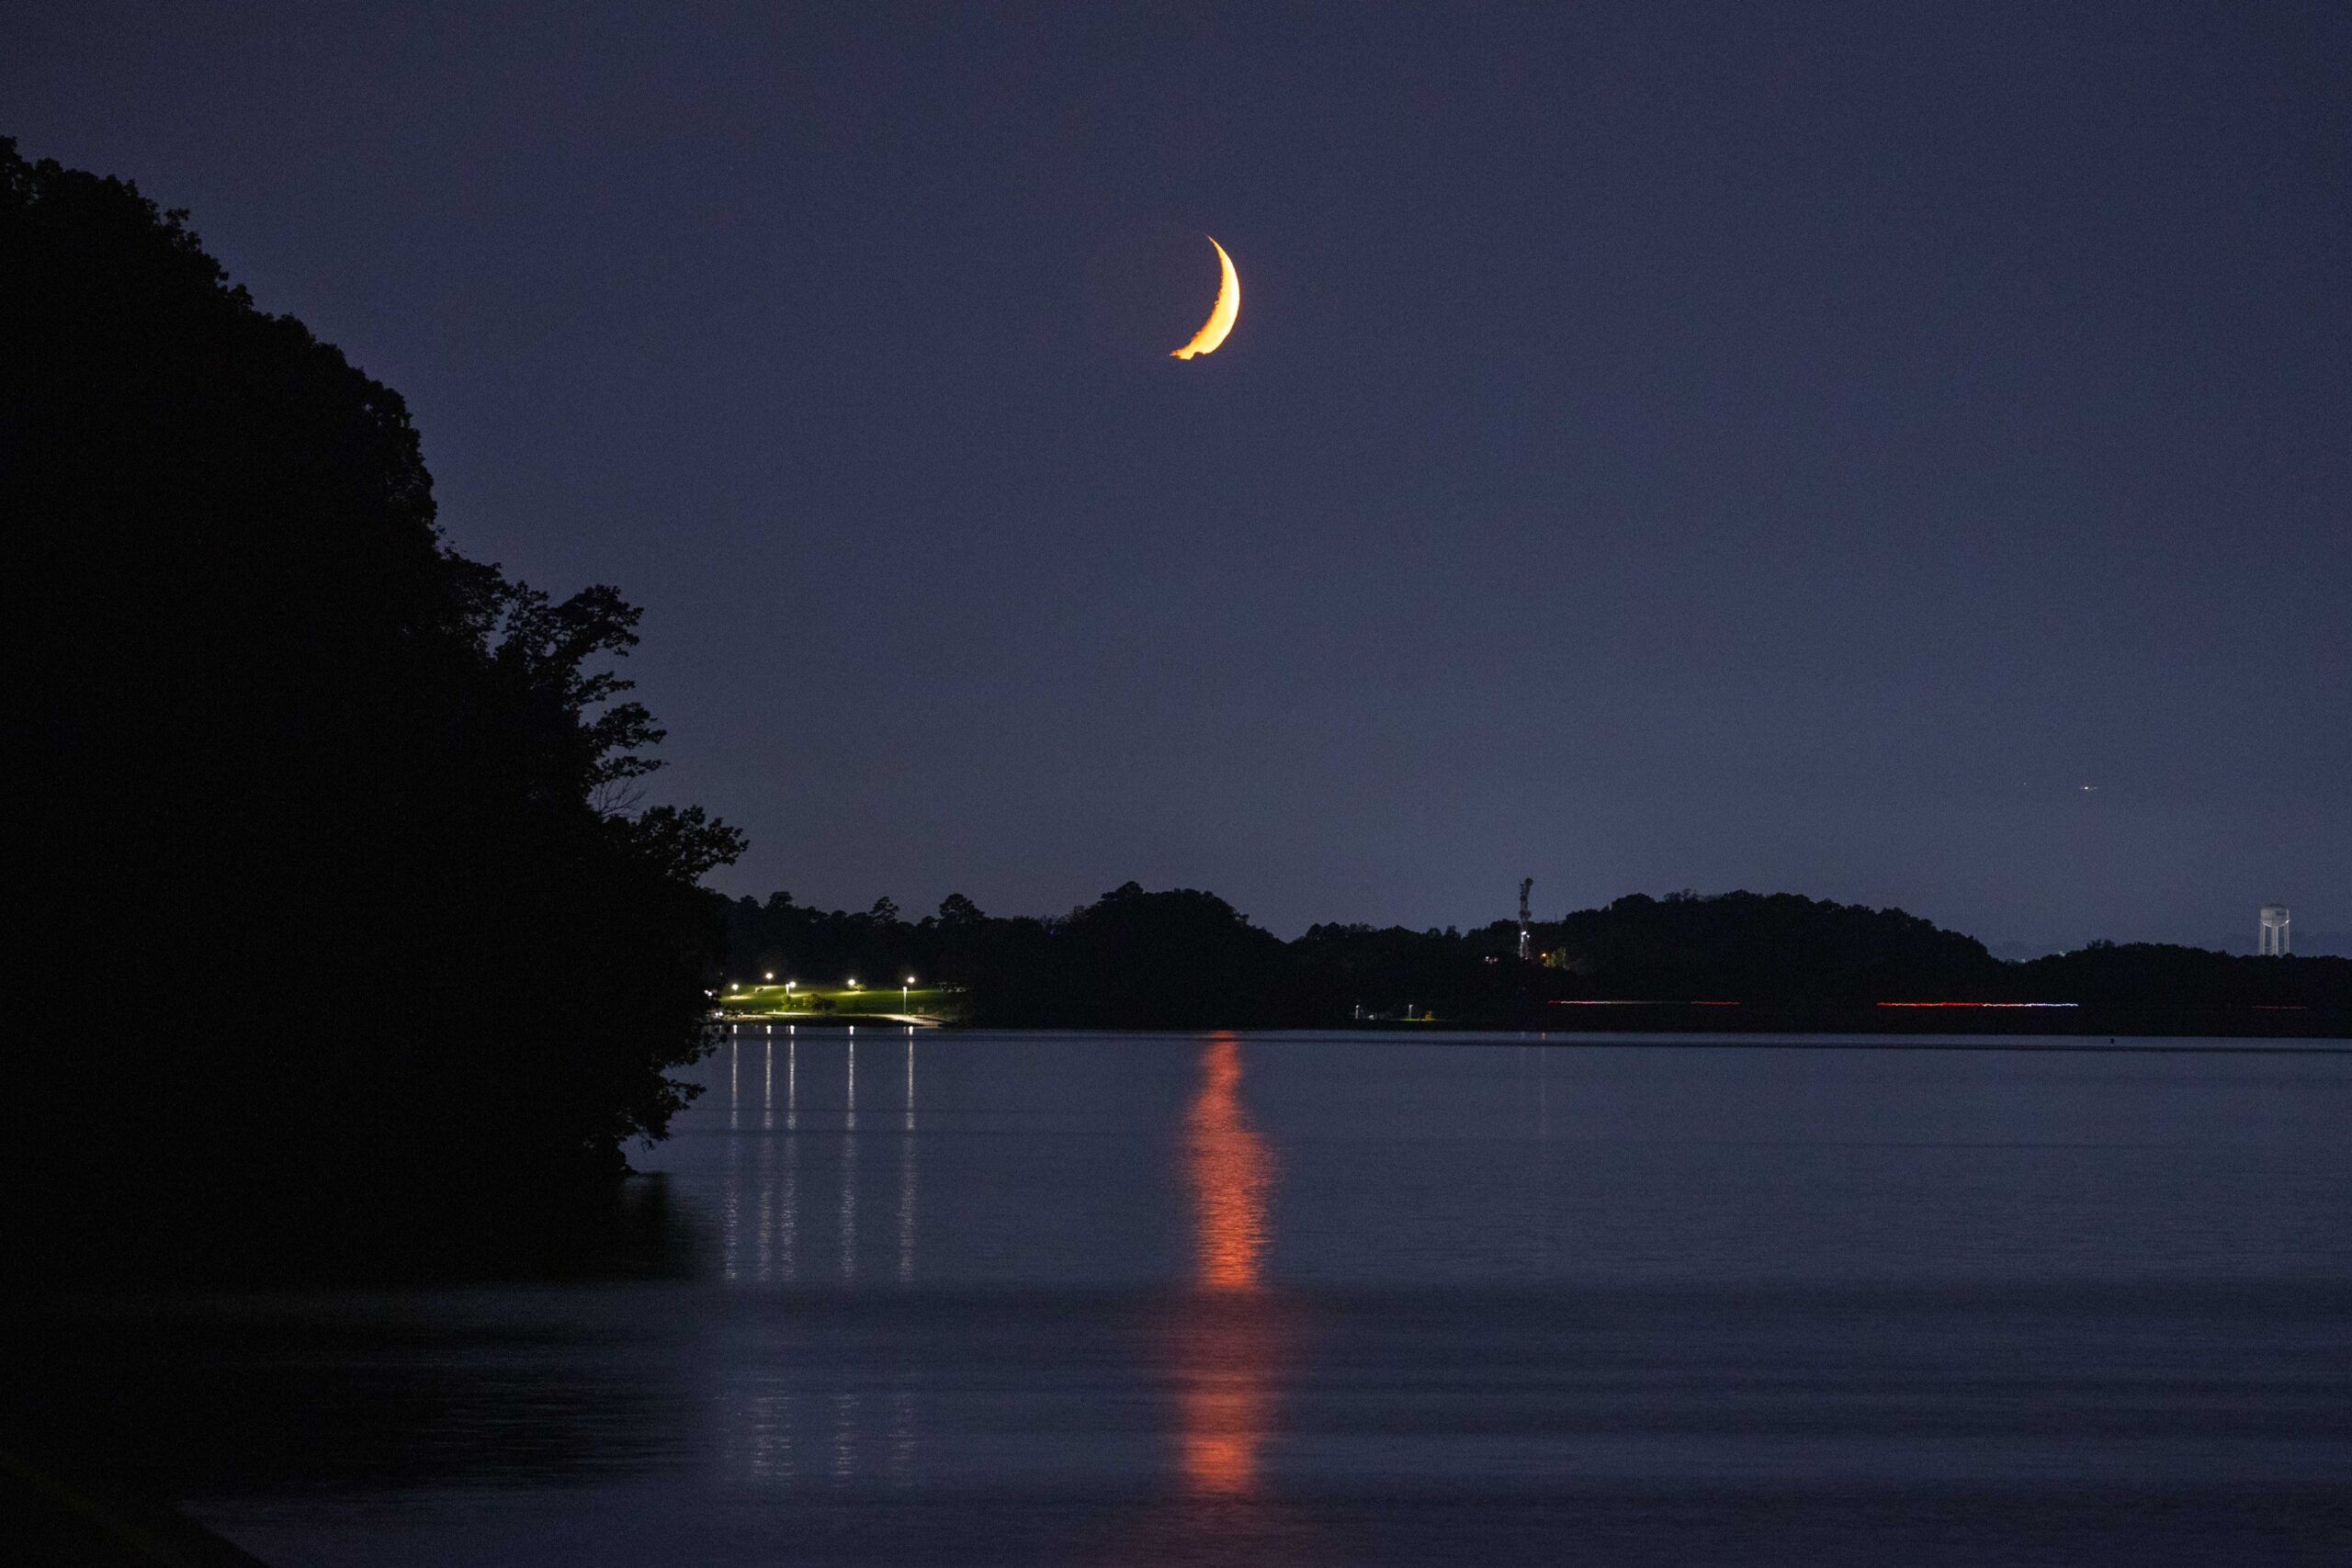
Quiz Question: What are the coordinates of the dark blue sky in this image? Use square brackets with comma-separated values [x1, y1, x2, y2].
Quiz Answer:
[8, 3, 2346, 950]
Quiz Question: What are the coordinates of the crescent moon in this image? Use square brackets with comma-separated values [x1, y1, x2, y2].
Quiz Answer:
[1170, 235, 1240, 360]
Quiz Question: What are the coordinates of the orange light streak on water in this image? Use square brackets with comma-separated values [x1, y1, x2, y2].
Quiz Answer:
[1188, 1033, 1272, 1292]
[1177, 1032, 1280, 1496]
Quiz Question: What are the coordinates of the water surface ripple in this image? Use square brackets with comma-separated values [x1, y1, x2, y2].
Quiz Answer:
[131, 1032, 2352, 1562]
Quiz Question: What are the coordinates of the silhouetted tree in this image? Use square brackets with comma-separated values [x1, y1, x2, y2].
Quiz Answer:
[1043, 883, 1301, 1027]
[4, 140, 741, 1282]
[1538, 891, 2002, 1001]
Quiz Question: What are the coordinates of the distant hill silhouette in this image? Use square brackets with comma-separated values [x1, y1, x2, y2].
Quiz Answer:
[1534, 890, 2002, 1001]
[2014, 942, 2351, 1011]
[5, 140, 741, 1283]
[720, 886, 2352, 1034]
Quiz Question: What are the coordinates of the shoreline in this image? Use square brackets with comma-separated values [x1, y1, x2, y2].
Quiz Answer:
[713, 1008, 2350, 1040]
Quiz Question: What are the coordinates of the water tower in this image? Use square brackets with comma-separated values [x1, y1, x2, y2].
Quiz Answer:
[2258, 905, 2291, 956]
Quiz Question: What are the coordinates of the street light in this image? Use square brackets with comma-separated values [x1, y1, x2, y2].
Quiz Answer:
[763, 970, 775, 982]
[902, 975, 915, 1010]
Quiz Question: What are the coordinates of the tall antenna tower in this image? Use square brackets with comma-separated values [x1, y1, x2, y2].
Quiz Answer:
[1517, 877, 1534, 962]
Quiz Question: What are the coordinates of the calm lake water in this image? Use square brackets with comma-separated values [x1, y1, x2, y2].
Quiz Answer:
[100, 1032, 2352, 1562]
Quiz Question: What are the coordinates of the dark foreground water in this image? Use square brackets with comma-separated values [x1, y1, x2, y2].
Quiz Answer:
[73, 1032, 2352, 1562]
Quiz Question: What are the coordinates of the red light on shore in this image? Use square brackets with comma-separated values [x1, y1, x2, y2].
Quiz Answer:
[1876, 1001, 2079, 1009]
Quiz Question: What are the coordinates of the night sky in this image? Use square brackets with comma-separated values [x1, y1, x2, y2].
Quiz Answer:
[7, 4, 2346, 952]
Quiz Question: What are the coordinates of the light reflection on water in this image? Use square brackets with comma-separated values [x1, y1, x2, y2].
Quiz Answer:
[1175, 1032, 1282, 1498]
[899, 1034, 916, 1284]
[718, 1025, 934, 1493]
[46, 1029, 2352, 1566]
[841, 1032, 856, 1282]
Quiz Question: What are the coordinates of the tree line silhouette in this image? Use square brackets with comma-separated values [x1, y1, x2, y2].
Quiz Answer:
[724, 884, 2352, 1032]
[6, 140, 741, 1282]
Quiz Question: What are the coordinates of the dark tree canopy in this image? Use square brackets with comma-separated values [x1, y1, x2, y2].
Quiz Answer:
[1539, 891, 2003, 1001]
[720, 882, 1307, 1028]
[3, 140, 741, 1282]
[719, 884, 2349, 1034]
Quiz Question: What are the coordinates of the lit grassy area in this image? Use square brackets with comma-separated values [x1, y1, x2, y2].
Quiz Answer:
[718, 983, 962, 1019]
